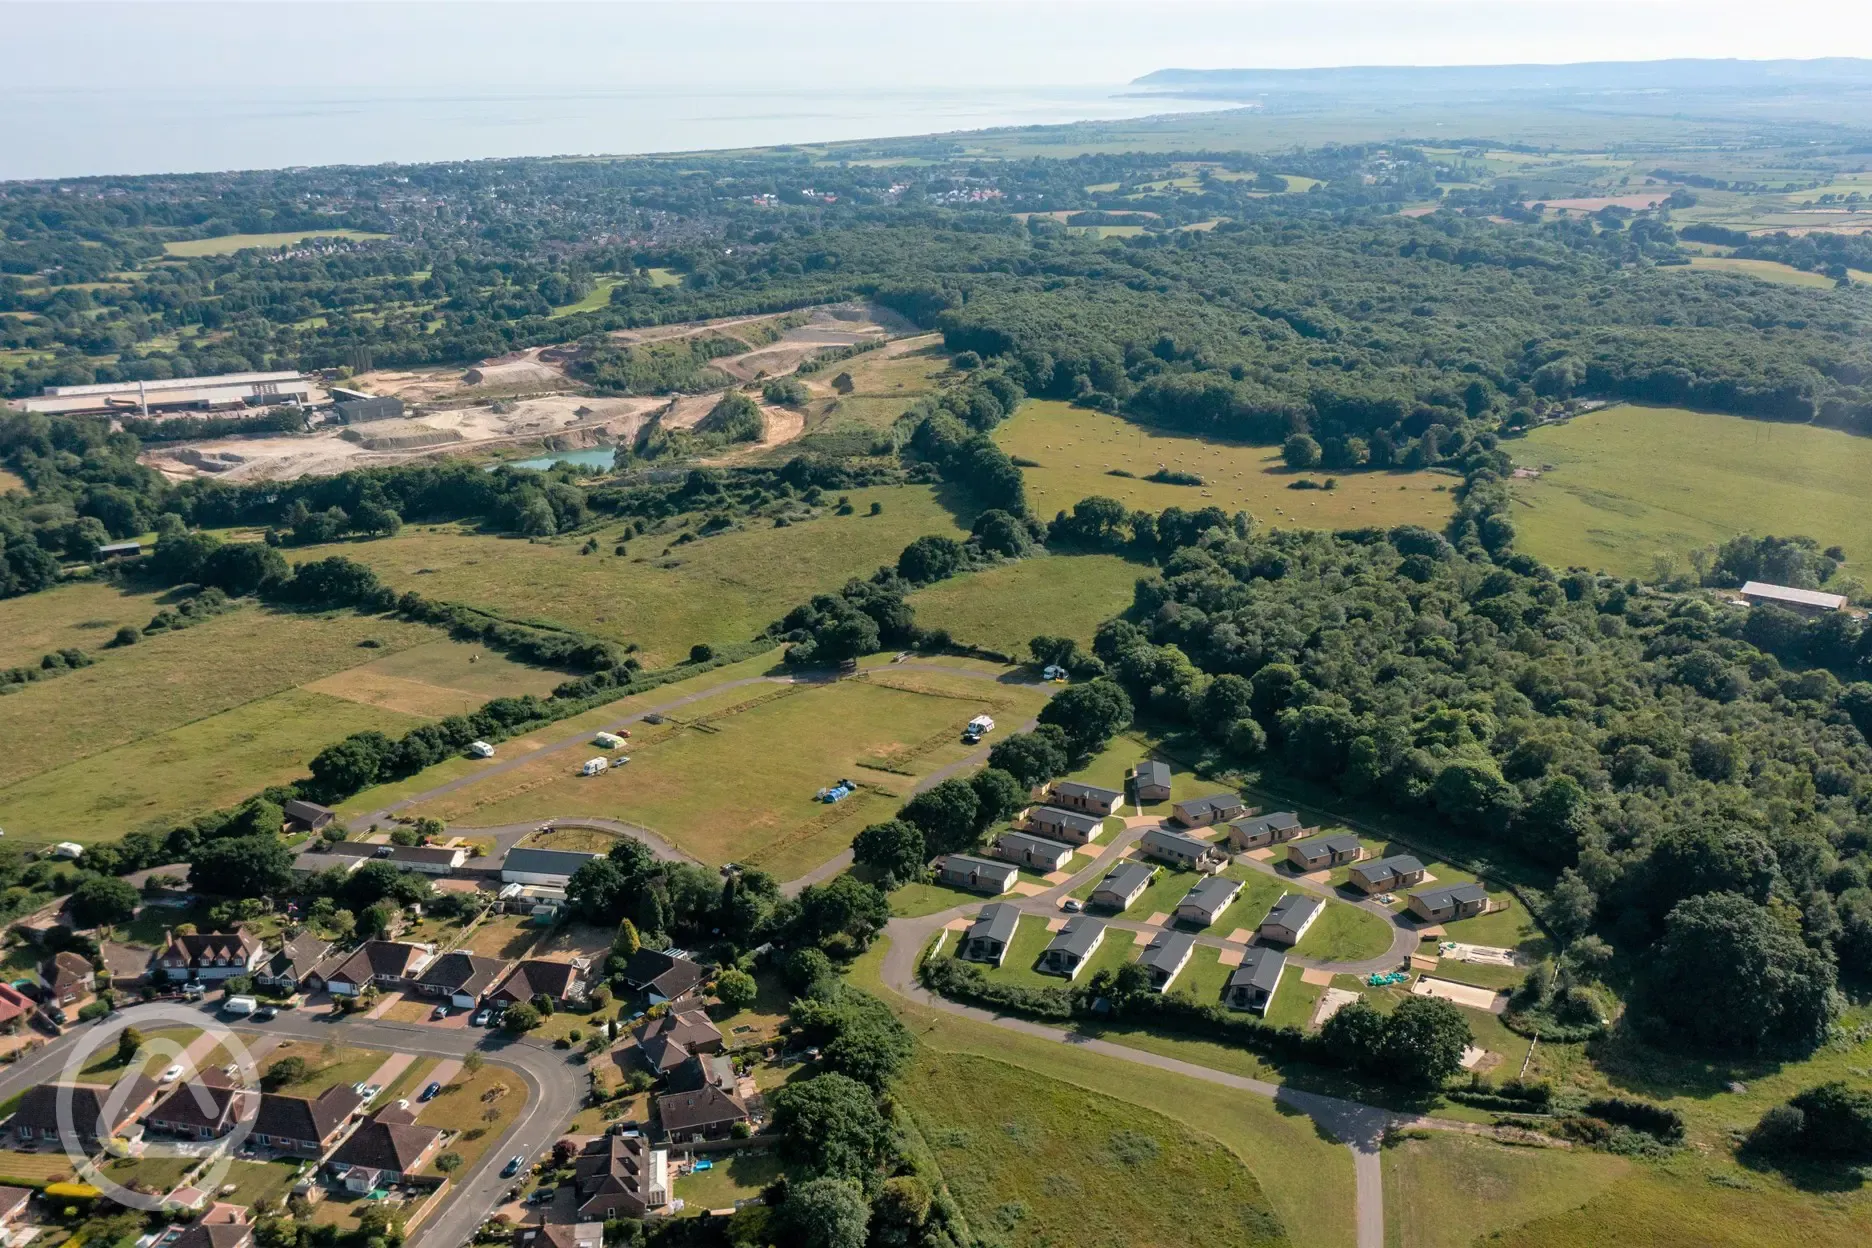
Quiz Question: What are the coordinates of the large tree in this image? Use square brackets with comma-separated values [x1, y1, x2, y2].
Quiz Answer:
[775, 1176, 870, 1248]
[70, 875, 139, 927]
[1037, 679, 1132, 757]
[851, 819, 925, 884]
[897, 779, 979, 856]
[189, 836, 293, 899]
[771, 1074, 891, 1180]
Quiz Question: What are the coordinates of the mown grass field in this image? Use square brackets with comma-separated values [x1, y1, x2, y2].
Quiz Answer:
[1510, 403, 1872, 577]
[303, 638, 566, 717]
[1382, 1131, 1632, 1248]
[295, 484, 970, 668]
[900, 1050, 1288, 1248]
[909, 552, 1144, 659]
[162, 230, 388, 256]
[994, 399, 1458, 530]
[413, 666, 1049, 878]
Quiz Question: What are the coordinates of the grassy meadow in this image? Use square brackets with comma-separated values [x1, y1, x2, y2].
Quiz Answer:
[292, 484, 970, 668]
[908, 552, 1144, 658]
[162, 230, 388, 256]
[995, 400, 1458, 530]
[1381, 1131, 1632, 1248]
[1683, 255, 1841, 289]
[797, 335, 955, 436]
[1510, 403, 1872, 577]
[303, 638, 566, 717]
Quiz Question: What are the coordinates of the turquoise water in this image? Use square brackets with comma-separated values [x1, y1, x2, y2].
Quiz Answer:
[503, 448, 617, 472]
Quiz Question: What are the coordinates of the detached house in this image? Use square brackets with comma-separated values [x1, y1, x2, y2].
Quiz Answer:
[1138, 931, 1195, 993]
[252, 1085, 364, 1157]
[620, 949, 707, 1006]
[1090, 861, 1156, 911]
[1225, 948, 1286, 1014]
[310, 941, 435, 997]
[993, 831, 1075, 872]
[171, 1225, 255, 1248]
[934, 854, 1019, 895]
[1139, 826, 1228, 871]
[1047, 781, 1123, 817]
[329, 1116, 444, 1192]
[656, 1083, 750, 1144]
[1222, 812, 1308, 851]
[1171, 793, 1247, 828]
[256, 933, 333, 994]
[1347, 855, 1426, 896]
[1173, 875, 1241, 927]
[573, 1133, 670, 1220]
[414, 951, 508, 1010]
[960, 903, 1021, 967]
[42, 951, 94, 1005]
[1259, 894, 1323, 946]
[489, 959, 587, 1009]
[1130, 761, 1172, 803]
[1025, 806, 1103, 845]
[1407, 882, 1490, 923]
[1286, 834, 1364, 873]
[155, 929, 265, 984]
[1039, 916, 1106, 980]
[634, 1010, 724, 1077]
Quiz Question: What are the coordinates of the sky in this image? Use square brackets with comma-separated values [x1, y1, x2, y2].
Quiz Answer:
[12, 0, 1872, 91]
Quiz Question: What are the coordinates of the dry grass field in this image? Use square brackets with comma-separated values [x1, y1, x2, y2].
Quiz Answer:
[304, 639, 566, 717]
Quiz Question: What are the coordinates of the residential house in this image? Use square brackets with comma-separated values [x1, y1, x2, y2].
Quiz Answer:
[666, 1051, 737, 1096]
[1090, 862, 1156, 911]
[256, 933, 333, 994]
[413, 951, 509, 1010]
[0, 984, 33, 1032]
[309, 941, 435, 997]
[634, 1010, 723, 1077]
[329, 1116, 443, 1192]
[155, 929, 265, 984]
[1225, 949, 1286, 1014]
[1137, 931, 1195, 993]
[170, 1225, 255, 1248]
[656, 1082, 751, 1144]
[488, 959, 587, 1009]
[1739, 581, 1847, 615]
[382, 845, 468, 876]
[42, 950, 94, 1005]
[1286, 834, 1365, 873]
[572, 1132, 669, 1220]
[933, 854, 1019, 895]
[282, 800, 336, 834]
[1139, 826, 1228, 872]
[501, 848, 600, 888]
[992, 831, 1074, 872]
[1130, 761, 1172, 803]
[1039, 917, 1106, 980]
[0, 1186, 29, 1229]
[960, 903, 1021, 967]
[1025, 806, 1103, 845]
[1047, 781, 1123, 817]
[251, 1085, 365, 1157]
[1173, 875, 1242, 927]
[516, 1224, 606, 1248]
[291, 851, 368, 880]
[8, 1077, 160, 1147]
[1346, 855, 1426, 896]
[148, 1073, 255, 1140]
[1222, 812, 1308, 851]
[620, 949, 707, 1006]
[1259, 894, 1323, 946]
[1171, 793, 1247, 828]
[1407, 882, 1491, 923]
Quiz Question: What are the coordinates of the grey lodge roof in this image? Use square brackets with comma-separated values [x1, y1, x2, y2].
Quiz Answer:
[966, 903, 1021, 947]
[1045, 916, 1105, 959]
[1137, 931, 1194, 974]
[1229, 948, 1285, 994]
[1264, 893, 1322, 930]
[1178, 875, 1242, 912]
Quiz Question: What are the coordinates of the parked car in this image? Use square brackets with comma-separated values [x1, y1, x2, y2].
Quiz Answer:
[1061, 899, 1084, 913]
[431, 1004, 449, 1020]
[471, 1008, 492, 1026]
[160, 1065, 184, 1083]
[252, 1006, 277, 1021]
[361, 1084, 381, 1102]
[420, 1081, 442, 1102]
[502, 1156, 524, 1178]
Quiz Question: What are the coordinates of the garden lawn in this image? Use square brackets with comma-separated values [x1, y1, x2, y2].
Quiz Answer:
[1167, 944, 1233, 1004]
[417, 1063, 531, 1179]
[98, 1153, 195, 1196]
[995, 399, 1456, 532]
[1292, 901, 1395, 963]
[0, 1150, 83, 1186]
[674, 1152, 783, 1214]
[1261, 966, 1325, 1030]
[892, 879, 1008, 918]
[968, 913, 1058, 989]
[900, 1050, 1288, 1248]
[908, 553, 1146, 659]
[220, 1159, 306, 1214]
[1381, 1131, 1630, 1248]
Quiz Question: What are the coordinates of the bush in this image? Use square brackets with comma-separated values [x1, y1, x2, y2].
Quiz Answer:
[110, 625, 139, 647]
[1583, 1096, 1685, 1145]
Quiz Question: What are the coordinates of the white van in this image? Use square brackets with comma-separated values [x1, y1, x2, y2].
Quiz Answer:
[223, 995, 258, 1017]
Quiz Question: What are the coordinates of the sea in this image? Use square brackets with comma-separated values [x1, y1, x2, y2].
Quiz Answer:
[0, 84, 1238, 182]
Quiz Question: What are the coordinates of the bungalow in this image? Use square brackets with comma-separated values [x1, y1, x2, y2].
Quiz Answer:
[155, 929, 265, 984]
[414, 951, 509, 1010]
[572, 1132, 669, 1220]
[1047, 781, 1124, 817]
[1225, 948, 1286, 1014]
[282, 800, 336, 834]
[1286, 833, 1365, 873]
[634, 1010, 724, 1076]
[993, 831, 1075, 872]
[309, 941, 435, 997]
[1222, 812, 1308, 851]
[1173, 875, 1242, 927]
[1259, 893, 1323, 946]
[1347, 855, 1426, 896]
[620, 949, 707, 1006]
[1130, 761, 1172, 802]
[1171, 793, 1247, 828]
[291, 851, 367, 880]
[251, 1085, 364, 1157]
[501, 847, 600, 888]
[1139, 826, 1228, 871]
[1407, 882, 1491, 923]
[1090, 861, 1156, 911]
[1137, 930, 1195, 993]
[934, 854, 1019, 895]
[1039, 916, 1106, 979]
[329, 1116, 444, 1192]
[960, 903, 1021, 967]
[488, 958, 587, 1008]
[8, 1076, 160, 1147]
[42, 950, 94, 1005]
[1025, 806, 1103, 845]
[148, 1074, 255, 1140]
[382, 845, 468, 876]
[656, 1082, 750, 1144]
[256, 932, 333, 994]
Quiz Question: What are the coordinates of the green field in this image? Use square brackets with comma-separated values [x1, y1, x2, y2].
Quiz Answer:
[303, 638, 567, 717]
[797, 335, 954, 437]
[1510, 403, 1872, 577]
[294, 485, 970, 668]
[414, 666, 1050, 878]
[909, 552, 1143, 658]
[1382, 1131, 1631, 1248]
[995, 400, 1457, 531]
[900, 1051, 1287, 1248]
[162, 230, 388, 256]
[1684, 256, 1839, 289]
[552, 276, 626, 315]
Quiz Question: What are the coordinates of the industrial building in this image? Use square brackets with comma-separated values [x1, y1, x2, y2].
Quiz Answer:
[20, 371, 314, 417]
